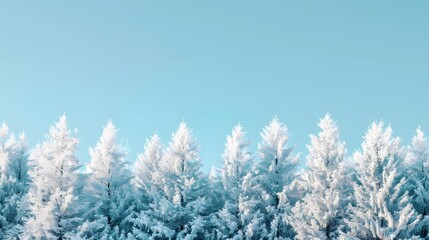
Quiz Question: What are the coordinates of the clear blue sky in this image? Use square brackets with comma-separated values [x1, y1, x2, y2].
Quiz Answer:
[1, 1, 428, 171]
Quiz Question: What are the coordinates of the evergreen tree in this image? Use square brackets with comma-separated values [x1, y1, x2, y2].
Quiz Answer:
[134, 134, 164, 206]
[155, 122, 209, 239]
[21, 115, 81, 239]
[406, 128, 429, 238]
[240, 118, 299, 239]
[290, 114, 348, 239]
[77, 121, 134, 239]
[0, 122, 30, 238]
[205, 166, 225, 239]
[131, 134, 174, 239]
[344, 122, 418, 239]
[215, 124, 252, 239]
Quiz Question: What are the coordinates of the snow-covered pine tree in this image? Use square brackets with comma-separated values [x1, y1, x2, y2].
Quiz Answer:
[290, 114, 348, 239]
[21, 115, 81, 239]
[0, 122, 30, 184]
[134, 134, 164, 207]
[344, 122, 418, 239]
[131, 134, 174, 239]
[153, 122, 209, 239]
[77, 121, 134, 239]
[0, 122, 30, 238]
[214, 124, 252, 239]
[205, 166, 225, 239]
[208, 166, 224, 210]
[240, 118, 299, 239]
[405, 128, 429, 238]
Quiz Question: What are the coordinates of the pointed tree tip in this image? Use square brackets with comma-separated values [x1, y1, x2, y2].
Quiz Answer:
[19, 131, 26, 140]
[323, 112, 332, 120]
[267, 117, 282, 130]
[151, 133, 161, 142]
[370, 120, 384, 129]
[415, 127, 425, 139]
[178, 121, 189, 131]
[0, 122, 9, 138]
[59, 113, 67, 121]
[55, 114, 69, 130]
[234, 123, 243, 131]
[416, 126, 423, 133]
[272, 115, 280, 122]
[104, 120, 117, 132]
[106, 119, 115, 127]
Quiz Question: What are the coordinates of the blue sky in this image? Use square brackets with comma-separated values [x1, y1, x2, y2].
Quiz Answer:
[1, 1, 428, 171]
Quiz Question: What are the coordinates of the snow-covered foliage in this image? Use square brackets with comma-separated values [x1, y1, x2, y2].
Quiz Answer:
[0, 114, 427, 239]
[134, 134, 164, 203]
[21, 115, 81, 239]
[290, 114, 349, 239]
[160, 122, 209, 239]
[131, 133, 174, 239]
[406, 128, 429, 238]
[240, 118, 299, 239]
[290, 115, 347, 239]
[344, 122, 418, 239]
[0, 122, 29, 239]
[77, 121, 134, 239]
[132, 122, 210, 239]
[215, 124, 252, 239]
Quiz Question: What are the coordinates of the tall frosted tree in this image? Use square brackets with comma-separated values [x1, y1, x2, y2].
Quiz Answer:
[77, 121, 134, 239]
[0, 122, 29, 238]
[344, 122, 418, 239]
[240, 118, 299, 239]
[216, 124, 252, 239]
[131, 134, 174, 239]
[154, 122, 209, 239]
[290, 114, 348, 239]
[0, 122, 29, 183]
[406, 128, 429, 238]
[205, 166, 225, 239]
[21, 115, 81, 239]
[134, 134, 164, 204]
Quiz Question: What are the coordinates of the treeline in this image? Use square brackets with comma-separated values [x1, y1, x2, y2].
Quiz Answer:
[0, 114, 428, 239]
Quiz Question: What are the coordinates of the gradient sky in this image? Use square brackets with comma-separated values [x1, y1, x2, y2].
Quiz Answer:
[1, 1, 428, 171]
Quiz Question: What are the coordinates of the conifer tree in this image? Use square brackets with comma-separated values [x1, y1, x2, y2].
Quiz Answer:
[205, 166, 225, 239]
[157, 122, 209, 239]
[216, 124, 252, 239]
[290, 114, 348, 239]
[21, 115, 81, 239]
[240, 118, 299, 239]
[131, 134, 174, 239]
[344, 122, 418, 239]
[406, 128, 429, 238]
[0, 122, 29, 238]
[77, 121, 134, 239]
[134, 134, 164, 206]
